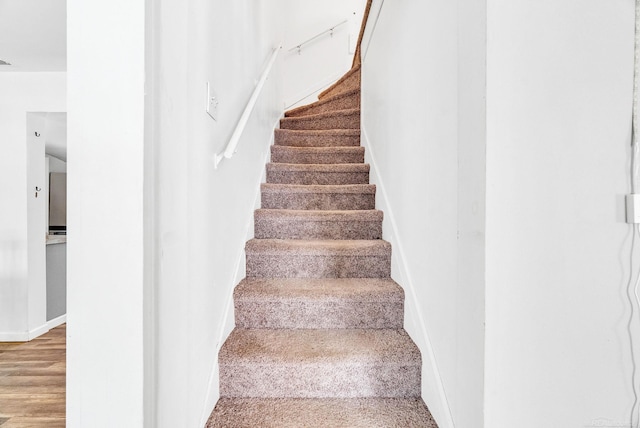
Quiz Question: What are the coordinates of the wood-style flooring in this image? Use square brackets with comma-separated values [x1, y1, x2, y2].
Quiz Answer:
[0, 324, 65, 428]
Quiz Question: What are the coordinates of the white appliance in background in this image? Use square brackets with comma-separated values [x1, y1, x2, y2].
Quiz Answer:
[49, 172, 66, 234]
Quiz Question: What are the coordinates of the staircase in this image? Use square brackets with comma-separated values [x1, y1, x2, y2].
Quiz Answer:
[206, 56, 438, 426]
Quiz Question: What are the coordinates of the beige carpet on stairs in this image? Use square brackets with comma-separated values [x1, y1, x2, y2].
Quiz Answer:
[206, 69, 438, 428]
[206, 1, 438, 425]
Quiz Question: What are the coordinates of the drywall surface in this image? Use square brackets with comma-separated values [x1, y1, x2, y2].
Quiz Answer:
[361, 0, 462, 426]
[46, 242, 66, 321]
[362, 0, 487, 426]
[45, 157, 67, 323]
[26, 113, 47, 338]
[44, 113, 68, 161]
[485, 1, 633, 426]
[147, 0, 285, 426]
[67, 0, 146, 425]
[282, 0, 366, 108]
[455, 0, 486, 426]
[0, 73, 65, 339]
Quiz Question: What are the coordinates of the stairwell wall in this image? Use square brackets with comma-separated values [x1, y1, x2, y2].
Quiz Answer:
[67, 0, 148, 424]
[147, 0, 285, 426]
[485, 1, 634, 426]
[360, 0, 486, 427]
[0, 73, 66, 340]
[281, 0, 366, 109]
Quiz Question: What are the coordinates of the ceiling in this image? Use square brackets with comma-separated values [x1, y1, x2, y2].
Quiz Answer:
[0, 0, 66, 72]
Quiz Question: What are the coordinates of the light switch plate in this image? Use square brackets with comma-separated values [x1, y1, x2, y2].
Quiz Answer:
[207, 82, 218, 121]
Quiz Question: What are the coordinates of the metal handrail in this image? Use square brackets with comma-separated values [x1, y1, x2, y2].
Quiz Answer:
[214, 43, 282, 169]
[288, 20, 348, 55]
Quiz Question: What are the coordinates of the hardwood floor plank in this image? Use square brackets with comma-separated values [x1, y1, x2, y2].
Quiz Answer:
[0, 325, 65, 427]
[0, 386, 65, 394]
[0, 417, 65, 428]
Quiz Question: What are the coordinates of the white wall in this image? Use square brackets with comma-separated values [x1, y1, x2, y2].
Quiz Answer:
[361, 0, 486, 427]
[45, 155, 67, 324]
[147, 0, 285, 426]
[282, 0, 366, 108]
[485, 1, 634, 427]
[44, 112, 68, 161]
[0, 73, 66, 340]
[364, 1, 634, 427]
[67, 0, 146, 425]
[26, 113, 48, 338]
[456, 0, 487, 426]
[66, 1, 367, 425]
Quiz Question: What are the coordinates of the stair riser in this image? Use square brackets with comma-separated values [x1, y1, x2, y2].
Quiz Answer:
[246, 254, 391, 278]
[255, 219, 382, 240]
[286, 93, 360, 118]
[219, 364, 421, 398]
[320, 69, 361, 100]
[261, 193, 375, 210]
[207, 398, 437, 428]
[280, 114, 360, 131]
[234, 301, 403, 329]
[271, 150, 364, 164]
[266, 170, 369, 185]
[274, 131, 360, 147]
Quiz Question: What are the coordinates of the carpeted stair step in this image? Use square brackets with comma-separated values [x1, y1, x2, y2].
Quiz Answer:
[209, 3, 434, 425]
[280, 109, 360, 131]
[274, 129, 361, 147]
[285, 88, 360, 118]
[266, 163, 370, 185]
[207, 397, 437, 428]
[245, 239, 391, 278]
[234, 278, 403, 329]
[261, 183, 376, 210]
[271, 146, 364, 164]
[319, 64, 361, 100]
[254, 209, 382, 240]
[218, 328, 421, 398]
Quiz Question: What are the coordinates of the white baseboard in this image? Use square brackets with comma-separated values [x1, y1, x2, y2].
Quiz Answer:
[0, 314, 66, 342]
[28, 323, 50, 341]
[360, 125, 456, 428]
[47, 314, 67, 330]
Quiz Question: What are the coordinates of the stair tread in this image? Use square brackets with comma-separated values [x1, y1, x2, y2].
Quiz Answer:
[207, 397, 437, 428]
[275, 128, 360, 137]
[271, 145, 364, 164]
[235, 278, 402, 302]
[255, 209, 382, 240]
[280, 107, 360, 130]
[219, 328, 420, 365]
[246, 239, 391, 256]
[319, 64, 361, 100]
[274, 128, 361, 147]
[288, 88, 360, 113]
[266, 163, 369, 173]
[271, 146, 364, 154]
[255, 209, 382, 222]
[285, 88, 360, 118]
[261, 183, 375, 194]
[281, 108, 360, 122]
